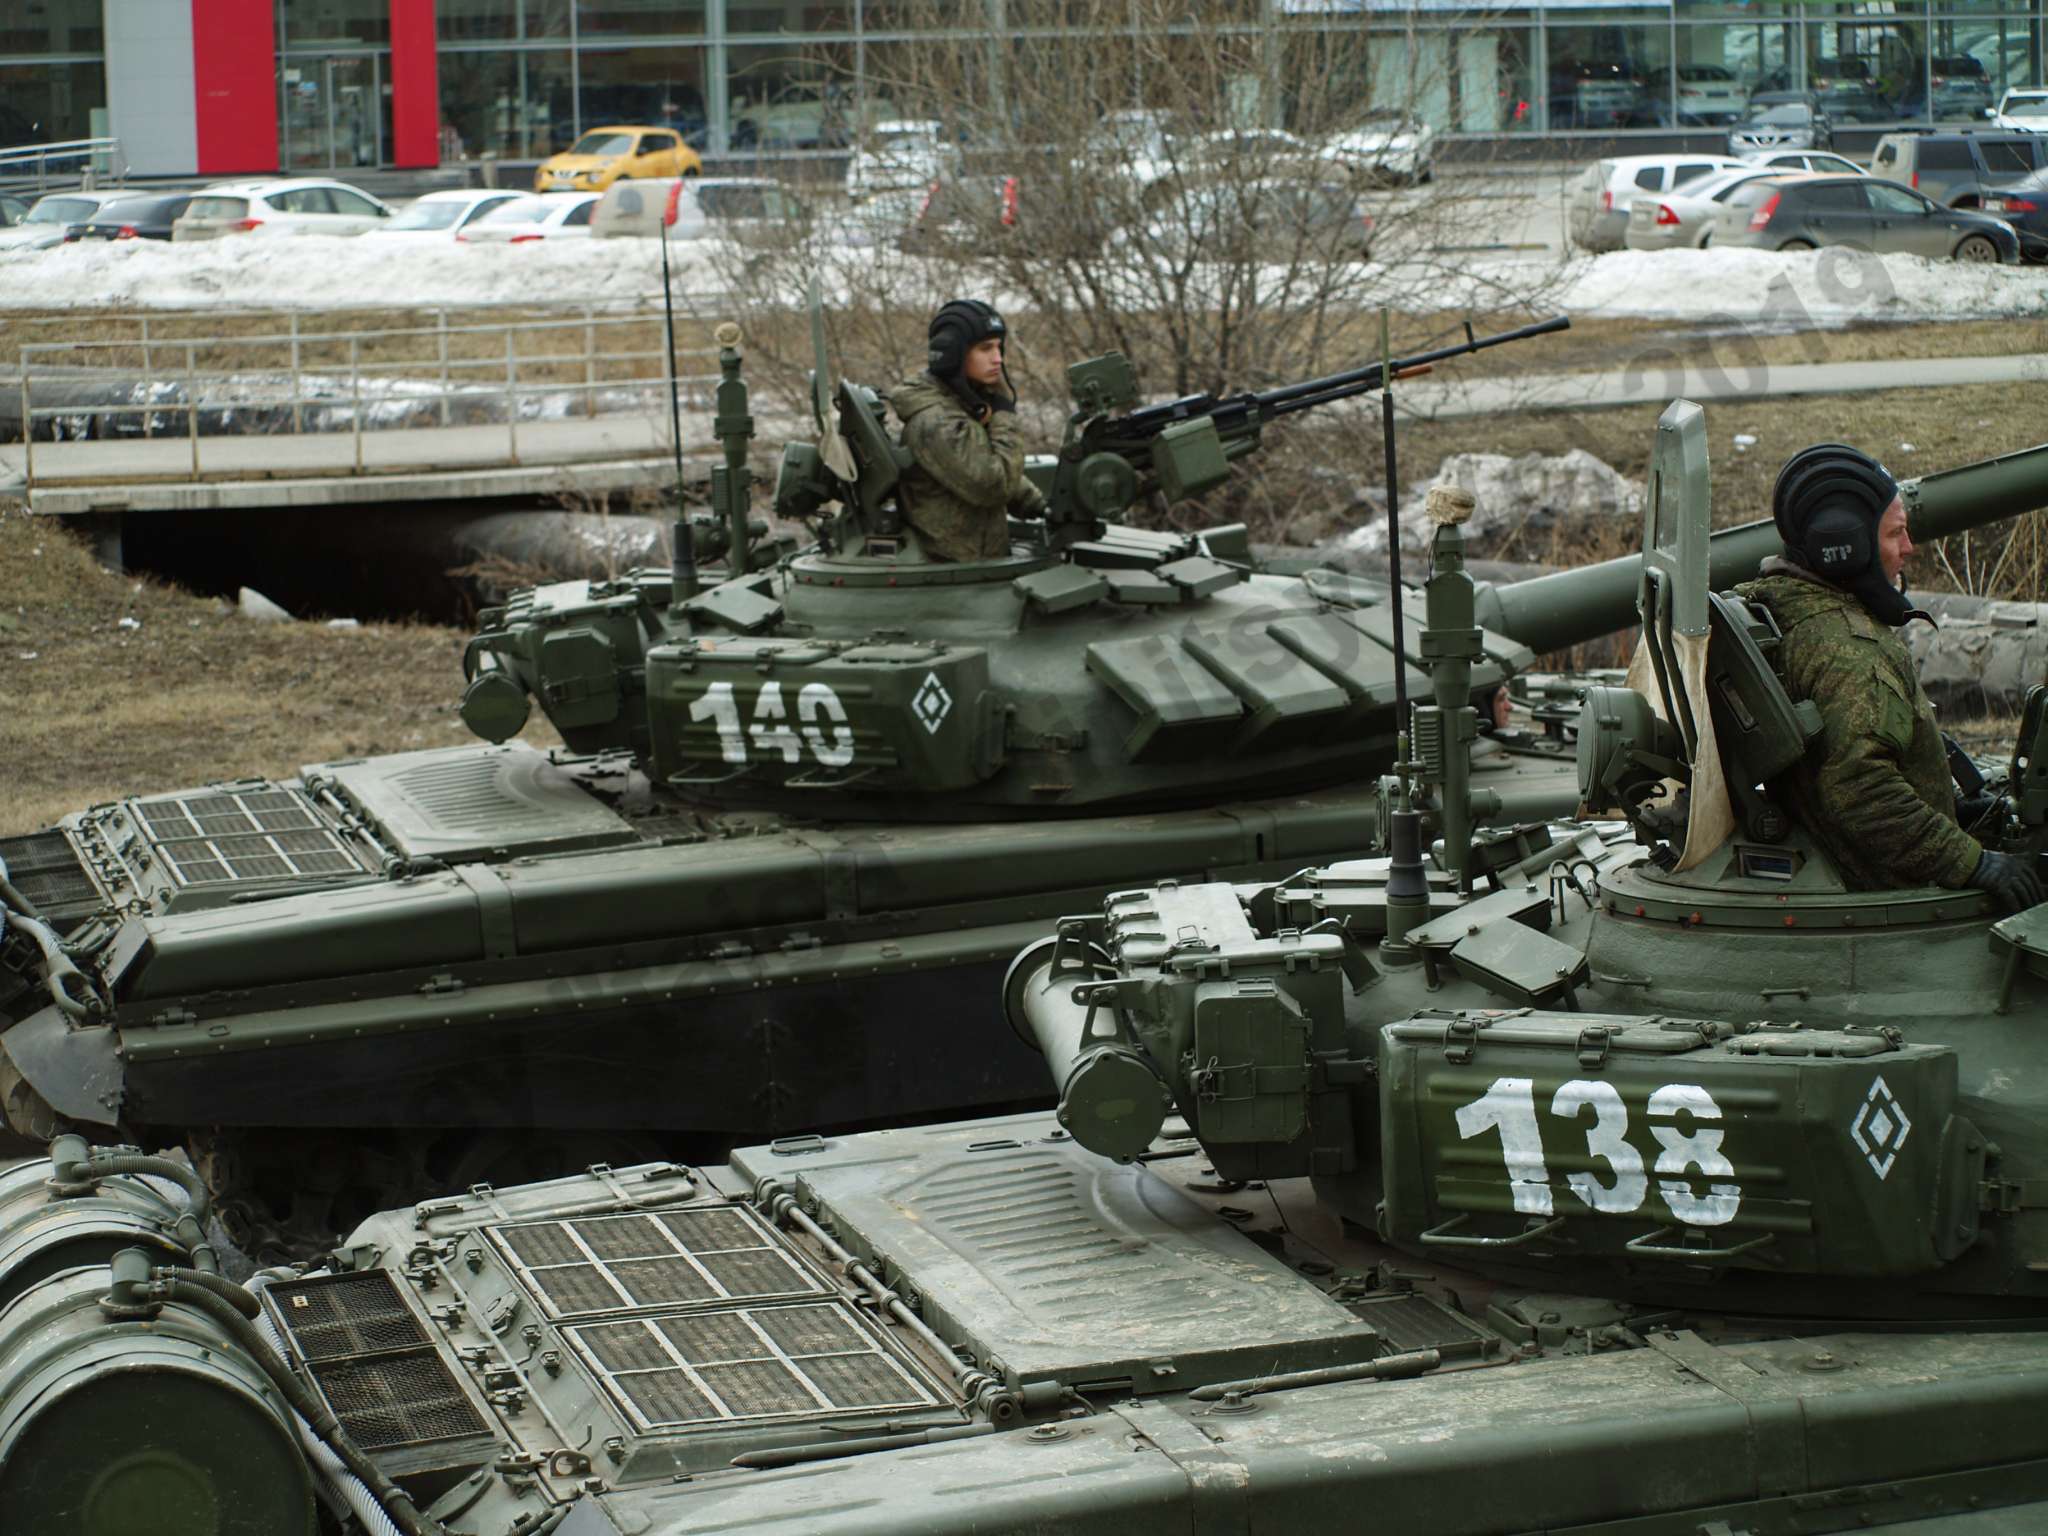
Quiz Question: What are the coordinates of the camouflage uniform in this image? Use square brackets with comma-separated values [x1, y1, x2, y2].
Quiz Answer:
[889, 374, 1047, 562]
[1736, 557, 1982, 891]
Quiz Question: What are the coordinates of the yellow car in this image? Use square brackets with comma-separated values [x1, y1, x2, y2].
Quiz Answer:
[535, 126, 701, 193]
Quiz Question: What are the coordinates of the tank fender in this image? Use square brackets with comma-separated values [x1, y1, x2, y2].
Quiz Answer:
[0, 1006, 122, 1130]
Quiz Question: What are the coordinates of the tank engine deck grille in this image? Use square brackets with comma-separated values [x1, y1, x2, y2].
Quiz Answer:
[566, 1300, 945, 1432]
[0, 831, 99, 919]
[265, 1271, 491, 1466]
[489, 1205, 826, 1321]
[136, 788, 360, 886]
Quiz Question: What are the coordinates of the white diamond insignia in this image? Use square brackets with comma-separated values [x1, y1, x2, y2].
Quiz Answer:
[1849, 1076, 1912, 1181]
[912, 672, 953, 736]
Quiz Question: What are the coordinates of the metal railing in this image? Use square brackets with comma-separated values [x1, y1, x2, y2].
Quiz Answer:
[16, 307, 724, 489]
[0, 138, 127, 194]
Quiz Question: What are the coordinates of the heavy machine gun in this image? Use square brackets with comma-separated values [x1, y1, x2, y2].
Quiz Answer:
[1044, 314, 1574, 541]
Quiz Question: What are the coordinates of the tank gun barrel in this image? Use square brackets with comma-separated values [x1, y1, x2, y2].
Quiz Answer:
[1476, 439, 2048, 656]
[1003, 939, 1170, 1165]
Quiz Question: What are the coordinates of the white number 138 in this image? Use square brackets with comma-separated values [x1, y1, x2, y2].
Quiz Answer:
[1452, 1076, 1741, 1225]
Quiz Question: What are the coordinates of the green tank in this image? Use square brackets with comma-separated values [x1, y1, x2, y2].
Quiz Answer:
[0, 324, 2036, 1262]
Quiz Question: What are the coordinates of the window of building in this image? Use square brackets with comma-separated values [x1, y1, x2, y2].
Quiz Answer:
[0, 0, 103, 56]
[440, 48, 575, 158]
[579, 0, 709, 38]
[580, 47, 709, 145]
[0, 60, 105, 145]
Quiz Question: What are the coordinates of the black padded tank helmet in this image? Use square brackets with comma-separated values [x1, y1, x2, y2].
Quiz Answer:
[1771, 442, 1910, 625]
[926, 298, 1006, 379]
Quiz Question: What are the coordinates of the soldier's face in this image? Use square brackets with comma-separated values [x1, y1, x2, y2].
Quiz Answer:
[1877, 495, 1913, 584]
[963, 337, 1005, 388]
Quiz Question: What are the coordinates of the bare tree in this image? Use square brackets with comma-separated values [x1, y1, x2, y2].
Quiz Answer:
[694, 3, 1574, 544]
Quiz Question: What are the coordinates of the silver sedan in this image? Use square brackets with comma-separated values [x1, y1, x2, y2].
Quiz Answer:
[1625, 167, 1821, 251]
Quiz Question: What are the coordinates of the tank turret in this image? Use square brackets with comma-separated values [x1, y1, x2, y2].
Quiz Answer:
[1004, 410, 2048, 1318]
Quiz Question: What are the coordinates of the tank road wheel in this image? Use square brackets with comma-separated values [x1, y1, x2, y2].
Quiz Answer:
[1953, 234, 2000, 264]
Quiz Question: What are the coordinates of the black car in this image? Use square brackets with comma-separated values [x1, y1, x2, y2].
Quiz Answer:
[1983, 168, 2048, 261]
[67, 192, 196, 242]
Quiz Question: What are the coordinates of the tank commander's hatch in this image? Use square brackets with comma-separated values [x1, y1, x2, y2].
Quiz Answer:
[1575, 400, 1821, 866]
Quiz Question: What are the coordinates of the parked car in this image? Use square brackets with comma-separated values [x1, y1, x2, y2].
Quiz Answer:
[591, 176, 804, 243]
[1625, 167, 1821, 252]
[1991, 88, 2048, 133]
[534, 126, 700, 194]
[0, 191, 123, 250]
[1152, 175, 1375, 262]
[1676, 64, 1746, 126]
[1728, 94, 1834, 154]
[897, 173, 1109, 258]
[1549, 61, 1649, 129]
[1982, 167, 2048, 259]
[367, 188, 525, 239]
[1808, 59, 1892, 123]
[67, 192, 195, 242]
[1567, 153, 1751, 252]
[1710, 172, 2020, 262]
[1739, 148, 1865, 176]
[844, 120, 955, 200]
[1323, 108, 1436, 185]
[172, 179, 393, 240]
[0, 194, 27, 228]
[456, 192, 600, 243]
[1895, 56, 1996, 122]
[1870, 130, 2048, 207]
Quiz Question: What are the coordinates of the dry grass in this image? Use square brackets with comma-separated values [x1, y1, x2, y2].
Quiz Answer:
[0, 503, 558, 837]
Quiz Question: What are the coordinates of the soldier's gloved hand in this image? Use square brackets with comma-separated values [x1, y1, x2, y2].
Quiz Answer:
[1968, 850, 2046, 912]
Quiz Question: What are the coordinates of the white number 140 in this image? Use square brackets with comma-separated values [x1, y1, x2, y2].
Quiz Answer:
[1453, 1076, 1741, 1226]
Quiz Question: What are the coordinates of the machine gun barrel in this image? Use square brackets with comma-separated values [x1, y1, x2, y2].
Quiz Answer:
[1097, 315, 1573, 447]
[1478, 438, 2048, 656]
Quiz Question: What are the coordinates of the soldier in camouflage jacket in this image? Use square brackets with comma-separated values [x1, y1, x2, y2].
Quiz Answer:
[889, 299, 1047, 562]
[1736, 444, 2041, 909]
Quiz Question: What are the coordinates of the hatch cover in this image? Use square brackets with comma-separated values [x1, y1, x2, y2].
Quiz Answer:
[730, 1116, 1381, 1396]
[317, 745, 639, 862]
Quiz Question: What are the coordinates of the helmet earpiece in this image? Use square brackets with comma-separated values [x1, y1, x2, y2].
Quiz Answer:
[1800, 502, 1875, 583]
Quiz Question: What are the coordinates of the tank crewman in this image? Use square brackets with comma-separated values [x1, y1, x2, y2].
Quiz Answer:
[1737, 444, 2044, 911]
[889, 298, 1048, 562]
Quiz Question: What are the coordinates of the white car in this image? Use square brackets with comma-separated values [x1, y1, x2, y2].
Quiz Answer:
[1992, 88, 2048, 133]
[0, 191, 123, 250]
[171, 179, 394, 240]
[1625, 166, 1823, 251]
[1739, 149, 1865, 176]
[1568, 153, 1752, 251]
[1324, 110, 1437, 185]
[366, 188, 525, 240]
[1676, 64, 1747, 126]
[455, 192, 600, 243]
[845, 120, 954, 200]
[590, 177, 802, 242]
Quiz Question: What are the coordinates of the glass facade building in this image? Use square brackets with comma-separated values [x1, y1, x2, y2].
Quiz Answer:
[0, 3, 2042, 172]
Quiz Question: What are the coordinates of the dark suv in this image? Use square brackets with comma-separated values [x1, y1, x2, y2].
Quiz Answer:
[1871, 131, 2048, 208]
[1710, 173, 2019, 262]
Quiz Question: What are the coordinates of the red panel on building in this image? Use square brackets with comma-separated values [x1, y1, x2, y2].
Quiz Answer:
[191, 0, 279, 174]
[390, 0, 440, 169]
